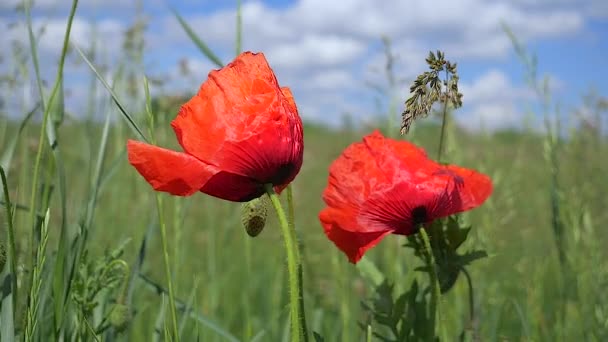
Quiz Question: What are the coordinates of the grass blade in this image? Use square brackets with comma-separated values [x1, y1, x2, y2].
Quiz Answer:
[139, 274, 240, 342]
[24, 1, 77, 339]
[171, 8, 224, 67]
[74, 45, 148, 142]
[0, 102, 39, 177]
[144, 76, 180, 341]
[0, 166, 17, 340]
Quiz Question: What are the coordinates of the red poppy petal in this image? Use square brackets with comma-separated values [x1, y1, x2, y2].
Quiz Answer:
[127, 140, 216, 196]
[171, 94, 224, 163]
[171, 52, 290, 164]
[427, 165, 493, 218]
[322, 139, 386, 208]
[200, 171, 264, 202]
[281, 86, 297, 111]
[215, 123, 303, 185]
[362, 130, 428, 170]
[320, 208, 392, 263]
[323, 130, 429, 210]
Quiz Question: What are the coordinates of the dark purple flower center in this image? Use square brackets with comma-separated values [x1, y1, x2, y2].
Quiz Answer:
[412, 206, 428, 227]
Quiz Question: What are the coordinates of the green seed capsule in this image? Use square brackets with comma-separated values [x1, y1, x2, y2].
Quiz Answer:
[110, 304, 131, 333]
[241, 196, 268, 237]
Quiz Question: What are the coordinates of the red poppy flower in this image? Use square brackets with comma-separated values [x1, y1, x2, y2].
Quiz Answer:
[319, 131, 492, 263]
[127, 52, 303, 202]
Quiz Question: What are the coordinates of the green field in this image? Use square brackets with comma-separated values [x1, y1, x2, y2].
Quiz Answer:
[1, 2, 607, 341]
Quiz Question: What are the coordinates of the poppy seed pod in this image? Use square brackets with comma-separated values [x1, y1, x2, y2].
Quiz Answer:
[241, 196, 268, 237]
[110, 304, 131, 333]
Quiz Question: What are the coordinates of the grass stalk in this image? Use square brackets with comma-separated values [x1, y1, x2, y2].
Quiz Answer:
[437, 69, 450, 162]
[144, 77, 180, 341]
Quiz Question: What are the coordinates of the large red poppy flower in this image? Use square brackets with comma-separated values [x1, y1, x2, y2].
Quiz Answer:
[319, 131, 493, 263]
[127, 52, 303, 202]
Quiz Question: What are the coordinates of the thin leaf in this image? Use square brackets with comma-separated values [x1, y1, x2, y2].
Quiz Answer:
[0, 101, 39, 176]
[0, 166, 16, 340]
[171, 8, 224, 68]
[139, 274, 240, 342]
[74, 44, 148, 142]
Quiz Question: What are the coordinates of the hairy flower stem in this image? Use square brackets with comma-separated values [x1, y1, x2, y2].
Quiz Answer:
[419, 227, 441, 338]
[287, 185, 309, 341]
[265, 184, 306, 342]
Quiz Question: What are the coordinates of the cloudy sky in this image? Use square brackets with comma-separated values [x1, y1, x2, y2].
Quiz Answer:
[1, 0, 606, 130]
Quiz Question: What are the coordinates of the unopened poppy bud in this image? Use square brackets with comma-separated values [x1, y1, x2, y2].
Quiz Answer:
[0, 243, 6, 273]
[241, 196, 268, 237]
[109, 304, 131, 333]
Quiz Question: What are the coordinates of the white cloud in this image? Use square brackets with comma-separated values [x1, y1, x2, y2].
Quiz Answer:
[457, 70, 534, 130]
[302, 69, 356, 91]
[0, 0, 162, 10]
[266, 35, 366, 69]
[461, 70, 532, 104]
[0, 0, 600, 131]
[1, 16, 125, 56]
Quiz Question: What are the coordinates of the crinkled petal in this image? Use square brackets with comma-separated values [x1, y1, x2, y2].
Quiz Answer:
[171, 52, 291, 163]
[127, 140, 215, 196]
[128, 140, 264, 201]
[427, 165, 493, 219]
[320, 208, 392, 263]
[170, 52, 303, 188]
[200, 171, 264, 202]
[318, 130, 493, 260]
[322, 130, 428, 210]
[215, 122, 302, 188]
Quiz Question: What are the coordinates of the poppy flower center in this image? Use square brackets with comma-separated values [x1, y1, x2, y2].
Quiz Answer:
[268, 163, 295, 184]
[411, 206, 428, 227]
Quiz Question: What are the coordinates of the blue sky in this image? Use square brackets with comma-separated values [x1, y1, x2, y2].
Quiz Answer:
[1, 0, 606, 131]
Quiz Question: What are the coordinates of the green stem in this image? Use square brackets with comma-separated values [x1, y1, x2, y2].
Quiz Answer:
[286, 185, 309, 341]
[155, 193, 180, 341]
[418, 227, 441, 337]
[265, 184, 306, 342]
[437, 69, 450, 162]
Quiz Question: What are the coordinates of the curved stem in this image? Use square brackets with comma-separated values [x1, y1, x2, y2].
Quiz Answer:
[419, 227, 441, 337]
[461, 266, 480, 341]
[461, 267, 475, 325]
[265, 184, 305, 342]
[287, 185, 309, 342]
